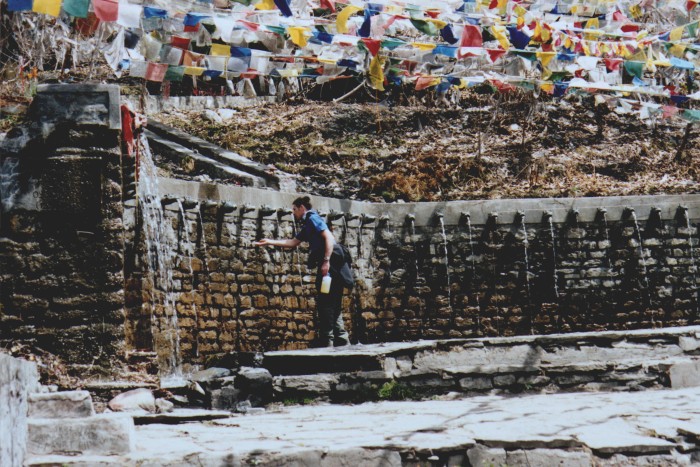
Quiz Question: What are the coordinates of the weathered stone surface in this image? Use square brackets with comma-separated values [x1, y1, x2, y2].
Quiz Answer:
[27, 414, 134, 456]
[0, 354, 40, 467]
[669, 361, 700, 388]
[190, 367, 231, 383]
[506, 448, 591, 467]
[235, 367, 273, 406]
[28, 390, 95, 419]
[273, 374, 339, 394]
[466, 444, 507, 466]
[108, 388, 156, 413]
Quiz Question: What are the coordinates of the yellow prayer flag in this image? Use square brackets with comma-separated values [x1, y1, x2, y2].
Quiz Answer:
[628, 49, 647, 62]
[514, 4, 527, 16]
[491, 25, 510, 50]
[288, 27, 310, 47]
[540, 82, 554, 93]
[210, 43, 231, 57]
[337, 5, 363, 34]
[426, 19, 448, 30]
[669, 44, 686, 58]
[411, 42, 437, 51]
[536, 51, 557, 68]
[184, 67, 206, 76]
[517, 17, 525, 28]
[368, 54, 385, 91]
[33, 0, 61, 16]
[255, 0, 276, 10]
[629, 4, 642, 18]
[497, 0, 507, 15]
[670, 26, 684, 42]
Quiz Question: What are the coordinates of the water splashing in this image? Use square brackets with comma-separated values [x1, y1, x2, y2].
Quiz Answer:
[177, 201, 199, 358]
[519, 213, 531, 299]
[602, 211, 614, 272]
[0, 158, 20, 211]
[137, 137, 181, 377]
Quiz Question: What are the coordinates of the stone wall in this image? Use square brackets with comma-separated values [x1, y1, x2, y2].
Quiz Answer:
[135, 180, 700, 365]
[0, 354, 39, 467]
[0, 85, 127, 369]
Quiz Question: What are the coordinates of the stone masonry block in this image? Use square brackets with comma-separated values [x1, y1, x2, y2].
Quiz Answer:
[467, 444, 507, 467]
[506, 449, 591, 467]
[27, 413, 134, 456]
[28, 390, 95, 419]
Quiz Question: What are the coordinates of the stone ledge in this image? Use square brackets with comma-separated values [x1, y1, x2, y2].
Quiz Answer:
[28, 390, 95, 419]
[27, 414, 134, 456]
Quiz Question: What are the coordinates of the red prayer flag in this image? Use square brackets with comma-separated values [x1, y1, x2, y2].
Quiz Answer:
[171, 36, 191, 50]
[74, 13, 100, 36]
[93, 0, 118, 22]
[604, 58, 623, 71]
[361, 38, 381, 56]
[486, 48, 506, 63]
[459, 25, 483, 48]
[320, 0, 336, 12]
[145, 62, 168, 82]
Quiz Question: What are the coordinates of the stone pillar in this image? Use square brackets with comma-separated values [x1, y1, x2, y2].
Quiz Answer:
[0, 354, 40, 467]
[0, 84, 126, 370]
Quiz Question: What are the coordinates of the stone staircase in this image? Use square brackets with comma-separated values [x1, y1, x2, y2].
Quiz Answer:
[24, 390, 135, 466]
[264, 326, 700, 404]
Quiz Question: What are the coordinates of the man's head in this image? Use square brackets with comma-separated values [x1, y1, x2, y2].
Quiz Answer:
[292, 196, 312, 221]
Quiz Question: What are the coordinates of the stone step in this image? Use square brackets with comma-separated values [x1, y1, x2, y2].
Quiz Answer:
[263, 327, 700, 403]
[27, 414, 134, 456]
[28, 390, 95, 419]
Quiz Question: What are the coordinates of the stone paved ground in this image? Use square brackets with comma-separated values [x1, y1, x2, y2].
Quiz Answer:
[31, 386, 700, 466]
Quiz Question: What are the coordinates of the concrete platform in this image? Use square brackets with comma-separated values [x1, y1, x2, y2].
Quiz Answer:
[25, 386, 700, 466]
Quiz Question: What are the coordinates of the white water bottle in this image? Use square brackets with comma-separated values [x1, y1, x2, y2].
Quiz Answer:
[320, 274, 332, 294]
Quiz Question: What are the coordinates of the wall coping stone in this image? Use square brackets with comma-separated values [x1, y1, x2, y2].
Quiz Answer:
[156, 178, 700, 226]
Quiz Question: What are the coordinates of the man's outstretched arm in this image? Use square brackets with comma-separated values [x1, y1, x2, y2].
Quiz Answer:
[254, 238, 302, 249]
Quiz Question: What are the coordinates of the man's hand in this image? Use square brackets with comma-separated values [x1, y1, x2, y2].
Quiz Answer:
[321, 260, 330, 276]
[254, 239, 270, 247]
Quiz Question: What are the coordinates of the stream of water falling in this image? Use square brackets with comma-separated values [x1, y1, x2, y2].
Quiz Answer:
[548, 217, 560, 298]
[520, 216, 531, 299]
[137, 137, 182, 377]
[631, 211, 654, 323]
[178, 201, 200, 358]
[465, 216, 481, 330]
[602, 212, 614, 272]
[439, 217, 452, 309]
[683, 210, 700, 315]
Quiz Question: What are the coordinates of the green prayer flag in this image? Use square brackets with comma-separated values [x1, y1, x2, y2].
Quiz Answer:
[682, 109, 700, 122]
[265, 25, 286, 36]
[381, 38, 405, 50]
[63, 0, 89, 17]
[410, 19, 439, 36]
[623, 60, 644, 79]
[688, 21, 699, 39]
[164, 66, 185, 82]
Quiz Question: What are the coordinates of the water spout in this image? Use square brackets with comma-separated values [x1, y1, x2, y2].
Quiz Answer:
[276, 207, 292, 218]
[328, 210, 345, 221]
[240, 204, 255, 214]
[181, 198, 198, 211]
[259, 205, 276, 216]
[361, 213, 376, 224]
[219, 202, 237, 214]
